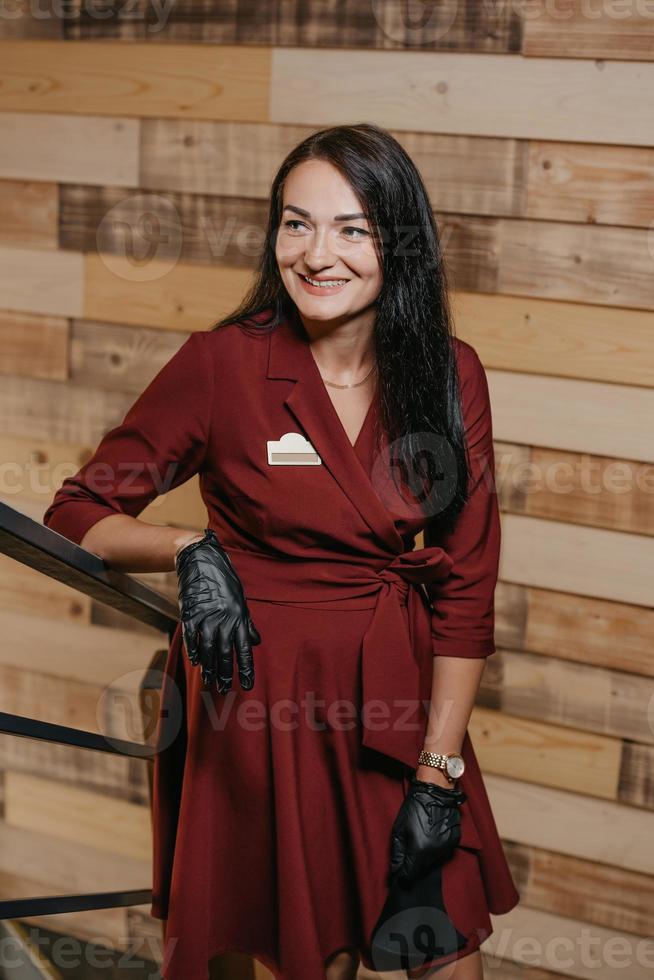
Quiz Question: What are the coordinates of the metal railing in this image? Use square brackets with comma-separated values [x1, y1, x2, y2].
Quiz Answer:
[0, 501, 179, 921]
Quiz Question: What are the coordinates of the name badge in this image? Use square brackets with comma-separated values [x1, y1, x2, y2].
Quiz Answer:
[267, 431, 322, 466]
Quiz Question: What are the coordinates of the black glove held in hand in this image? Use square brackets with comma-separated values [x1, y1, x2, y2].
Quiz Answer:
[389, 776, 467, 884]
[176, 528, 261, 693]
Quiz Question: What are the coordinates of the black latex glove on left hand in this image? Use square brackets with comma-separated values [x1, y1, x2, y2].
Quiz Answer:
[389, 776, 467, 884]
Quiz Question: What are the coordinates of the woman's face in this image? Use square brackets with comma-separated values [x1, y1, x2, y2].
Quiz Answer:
[275, 159, 383, 324]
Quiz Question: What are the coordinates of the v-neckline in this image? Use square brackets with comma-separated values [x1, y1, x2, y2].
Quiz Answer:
[304, 342, 377, 452]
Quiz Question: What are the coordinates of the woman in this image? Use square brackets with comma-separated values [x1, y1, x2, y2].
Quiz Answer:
[43, 123, 520, 979]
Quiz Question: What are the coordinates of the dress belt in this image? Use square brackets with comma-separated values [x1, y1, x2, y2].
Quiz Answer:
[221, 541, 454, 770]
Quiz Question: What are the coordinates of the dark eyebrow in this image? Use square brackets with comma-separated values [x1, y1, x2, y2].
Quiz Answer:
[283, 205, 367, 222]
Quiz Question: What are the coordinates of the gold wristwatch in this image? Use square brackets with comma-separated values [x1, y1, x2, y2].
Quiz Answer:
[417, 749, 465, 783]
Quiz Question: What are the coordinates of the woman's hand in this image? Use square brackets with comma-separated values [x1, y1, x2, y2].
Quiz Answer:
[389, 776, 466, 884]
[175, 528, 261, 693]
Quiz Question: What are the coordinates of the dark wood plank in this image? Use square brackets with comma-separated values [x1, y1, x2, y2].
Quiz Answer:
[63, 0, 522, 52]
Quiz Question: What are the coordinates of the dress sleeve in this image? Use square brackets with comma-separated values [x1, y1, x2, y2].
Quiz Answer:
[423, 340, 500, 658]
[42, 330, 214, 546]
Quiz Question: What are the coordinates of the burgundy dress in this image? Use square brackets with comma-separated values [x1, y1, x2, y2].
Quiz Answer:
[43, 311, 520, 979]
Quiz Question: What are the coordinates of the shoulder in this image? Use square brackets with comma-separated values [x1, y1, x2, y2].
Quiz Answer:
[196, 315, 271, 369]
[451, 335, 488, 390]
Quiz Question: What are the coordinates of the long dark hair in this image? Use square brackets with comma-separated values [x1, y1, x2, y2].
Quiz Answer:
[210, 122, 470, 536]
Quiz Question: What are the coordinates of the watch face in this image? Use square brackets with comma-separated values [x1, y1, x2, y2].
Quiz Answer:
[446, 755, 465, 779]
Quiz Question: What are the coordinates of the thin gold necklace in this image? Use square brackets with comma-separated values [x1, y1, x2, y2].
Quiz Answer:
[321, 363, 376, 389]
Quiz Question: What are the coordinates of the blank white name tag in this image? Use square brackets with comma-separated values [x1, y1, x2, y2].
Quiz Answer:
[267, 431, 322, 465]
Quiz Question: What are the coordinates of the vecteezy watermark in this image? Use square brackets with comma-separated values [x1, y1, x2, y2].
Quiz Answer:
[482, 924, 654, 972]
[369, 0, 460, 45]
[95, 668, 460, 758]
[96, 193, 183, 281]
[371, 432, 461, 521]
[96, 668, 183, 758]
[4, 447, 652, 504]
[499, 0, 654, 23]
[0, 0, 178, 33]
[0, 927, 170, 977]
[1, 456, 185, 507]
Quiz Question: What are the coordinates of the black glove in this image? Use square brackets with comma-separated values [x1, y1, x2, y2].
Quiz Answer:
[175, 528, 261, 693]
[389, 776, 467, 884]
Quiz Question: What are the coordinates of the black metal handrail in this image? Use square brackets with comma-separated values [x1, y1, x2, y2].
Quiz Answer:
[0, 501, 180, 920]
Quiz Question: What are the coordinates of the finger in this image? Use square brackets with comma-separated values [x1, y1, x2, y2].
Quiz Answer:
[182, 619, 200, 666]
[199, 622, 217, 686]
[215, 632, 235, 695]
[234, 620, 255, 690]
[247, 614, 261, 646]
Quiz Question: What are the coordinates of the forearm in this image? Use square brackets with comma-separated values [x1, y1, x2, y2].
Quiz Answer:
[415, 655, 486, 787]
[79, 514, 203, 573]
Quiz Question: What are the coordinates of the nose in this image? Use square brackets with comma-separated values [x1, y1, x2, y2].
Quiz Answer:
[303, 227, 337, 268]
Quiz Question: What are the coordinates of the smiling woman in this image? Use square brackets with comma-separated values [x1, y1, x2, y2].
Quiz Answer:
[43, 122, 519, 980]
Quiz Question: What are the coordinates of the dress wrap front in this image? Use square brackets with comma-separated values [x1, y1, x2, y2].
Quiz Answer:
[42, 311, 520, 980]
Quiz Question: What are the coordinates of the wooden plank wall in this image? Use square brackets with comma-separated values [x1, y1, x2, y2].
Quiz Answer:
[0, 3, 652, 978]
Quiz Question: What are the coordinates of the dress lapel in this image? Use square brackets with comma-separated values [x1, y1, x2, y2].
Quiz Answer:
[267, 316, 404, 553]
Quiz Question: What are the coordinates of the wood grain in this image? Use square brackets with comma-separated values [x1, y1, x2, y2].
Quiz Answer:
[454, 292, 654, 387]
[489, 372, 654, 463]
[0, 112, 139, 185]
[271, 49, 654, 146]
[0, 310, 68, 380]
[496, 583, 654, 678]
[523, 1, 654, 61]
[0, 41, 271, 121]
[62, 0, 522, 53]
[485, 773, 653, 875]
[498, 513, 653, 606]
[0, 244, 83, 317]
[496, 442, 654, 535]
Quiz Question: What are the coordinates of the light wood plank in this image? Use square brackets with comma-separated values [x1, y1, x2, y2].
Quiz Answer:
[1, 607, 160, 686]
[4, 771, 151, 861]
[483, 903, 653, 979]
[84, 253, 252, 330]
[0, 244, 83, 317]
[454, 292, 654, 388]
[0, 821, 150, 893]
[0, 310, 68, 380]
[0, 111, 139, 186]
[0, 550, 92, 624]
[494, 219, 653, 311]
[271, 49, 654, 147]
[489, 370, 654, 463]
[0, 41, 271, 121]
[0, 732, 148, 804]
[525, 141, 654, 227]
[485, 773, 653, 874]
[2, 429, 206, 531]
[469, 706, 622, 800]
[499, 514, 653, 606]
[0, 179, 58, 248]
[0, 373, 132, 443]
[0, 870, 132, 953]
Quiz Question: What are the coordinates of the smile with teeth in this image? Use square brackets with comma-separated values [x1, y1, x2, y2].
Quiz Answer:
[301, 274, 348, 288]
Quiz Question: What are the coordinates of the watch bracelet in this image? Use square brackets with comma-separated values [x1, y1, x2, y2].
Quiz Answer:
[417, 749, 458, 781]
